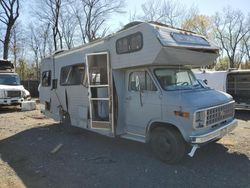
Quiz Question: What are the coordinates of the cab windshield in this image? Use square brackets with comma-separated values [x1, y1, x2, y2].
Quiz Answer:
[154, 68, 201, 91]
[0, 74, 21, 85]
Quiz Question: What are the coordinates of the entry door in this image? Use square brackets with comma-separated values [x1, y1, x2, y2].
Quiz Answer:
[125, 70, 162, 135]
[86, 52, 114, 134]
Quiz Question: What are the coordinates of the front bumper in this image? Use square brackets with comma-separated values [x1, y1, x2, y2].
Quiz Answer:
[190, 119, 238, 144]
[235, 102, 250, 110]
[0, 98, 24, 105]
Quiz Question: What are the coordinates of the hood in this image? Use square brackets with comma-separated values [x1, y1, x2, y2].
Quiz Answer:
[0, 84, 30, 96]
[164, 88, 233, 109]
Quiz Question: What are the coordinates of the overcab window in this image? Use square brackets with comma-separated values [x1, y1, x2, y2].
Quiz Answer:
[116, 32, 143, 54]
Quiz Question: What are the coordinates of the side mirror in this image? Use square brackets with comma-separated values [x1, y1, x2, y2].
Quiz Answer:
[203, 79, 208, 85]
[197, 79, 209, 88]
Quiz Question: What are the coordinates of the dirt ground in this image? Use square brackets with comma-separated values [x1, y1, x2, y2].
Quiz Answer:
[0, 104, 249, 188]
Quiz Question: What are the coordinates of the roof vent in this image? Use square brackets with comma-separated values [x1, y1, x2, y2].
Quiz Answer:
[119, 21, 143, 31]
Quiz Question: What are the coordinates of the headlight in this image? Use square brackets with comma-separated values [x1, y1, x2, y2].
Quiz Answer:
[194, 111, 207, 129]
[0, 90, 6, 98]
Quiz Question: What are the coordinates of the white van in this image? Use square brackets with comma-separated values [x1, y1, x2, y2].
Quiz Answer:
[195, 70, 250, 110]
[39, 22, 237, 163]
[0, 60, 30, 106]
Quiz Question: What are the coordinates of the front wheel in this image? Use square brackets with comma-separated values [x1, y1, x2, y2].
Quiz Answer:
[149, 127, 187, 164]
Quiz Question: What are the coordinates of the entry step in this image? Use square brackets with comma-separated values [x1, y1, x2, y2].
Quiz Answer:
[120, 133, 145, 143]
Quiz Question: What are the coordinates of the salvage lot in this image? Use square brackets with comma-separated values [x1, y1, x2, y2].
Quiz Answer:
[0, 105, 249, 188]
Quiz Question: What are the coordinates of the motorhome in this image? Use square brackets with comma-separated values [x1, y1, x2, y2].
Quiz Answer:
[39, 22, 237, 163]
[195, 70, 250, 110]
[0, 60, 30, 106]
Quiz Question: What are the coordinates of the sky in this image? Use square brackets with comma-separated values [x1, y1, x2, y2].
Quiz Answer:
[107, 0, 250, 31]
[21, 0, 250, 32]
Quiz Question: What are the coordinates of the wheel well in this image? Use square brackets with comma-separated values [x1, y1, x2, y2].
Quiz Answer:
[146, 122, 182, 143]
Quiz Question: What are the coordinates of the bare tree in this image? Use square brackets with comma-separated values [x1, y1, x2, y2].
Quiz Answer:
[60, 7, 77, 49]
[213, 7, 250, 68]
[140, 0, 185, 27]
[128, 9, 138, 22]
[80, 0, 125, 42]
[140, 0, 164, 22]
[30, 25, 40, 80]
[35, 0, 64, 51]
[9, 22, 23, 69]
[29, 23, 52, 79]
[0, 0, 20, 59]
[243, 35, 250, 61]
[242, 15, 250, 61]
[161, 0, 185, 27]
[69, 0, 87, 44]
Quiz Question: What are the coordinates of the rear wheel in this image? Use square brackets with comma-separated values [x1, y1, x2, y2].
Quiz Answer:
[149, 127, 187, 164]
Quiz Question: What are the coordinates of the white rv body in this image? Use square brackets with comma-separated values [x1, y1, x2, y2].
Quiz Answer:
[39, 22, 237, 163]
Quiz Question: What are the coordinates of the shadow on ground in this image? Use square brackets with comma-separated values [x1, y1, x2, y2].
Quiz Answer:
[0, 106, 21, 114]
[0, 124, 249, 188]
[235, 110, 250, 121]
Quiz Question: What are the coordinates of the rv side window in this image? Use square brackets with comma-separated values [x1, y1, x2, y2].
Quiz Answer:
[129, 71, 157, 91]
[116, 32, 143, 54]
[130, 33, 142, 51]
[60, 64, 85, 86]
[42, 71, 51, 87]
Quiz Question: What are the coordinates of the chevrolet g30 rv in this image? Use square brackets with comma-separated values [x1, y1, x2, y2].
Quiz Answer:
[39, 22, 237, 163]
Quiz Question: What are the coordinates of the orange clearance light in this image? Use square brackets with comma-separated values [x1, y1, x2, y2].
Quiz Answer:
[174, 111, 190, 119]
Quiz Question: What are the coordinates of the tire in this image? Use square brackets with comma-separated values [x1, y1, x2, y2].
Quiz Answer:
[149, 127, 187, 164]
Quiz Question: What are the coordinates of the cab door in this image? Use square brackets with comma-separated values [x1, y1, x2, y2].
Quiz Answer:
[125, 70, 162, 135]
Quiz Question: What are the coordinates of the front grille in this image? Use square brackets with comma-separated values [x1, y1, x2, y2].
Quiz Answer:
[206, 102, 235, 126]
[7, 90, 21, 98]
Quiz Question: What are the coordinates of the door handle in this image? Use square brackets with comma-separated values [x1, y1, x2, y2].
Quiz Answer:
[126, 96, 132, 101]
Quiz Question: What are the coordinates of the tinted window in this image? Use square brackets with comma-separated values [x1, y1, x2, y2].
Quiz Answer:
[130, 34, 143, 51]
[117, 38, 129, 54]
[116, 32, 143, 54]
[129, 71, 157, 92]
[42, 71, 51, 87]
[60, 64, 85, 86]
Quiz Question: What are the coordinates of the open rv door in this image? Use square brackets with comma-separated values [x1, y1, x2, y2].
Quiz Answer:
[86, 52, 114, 135]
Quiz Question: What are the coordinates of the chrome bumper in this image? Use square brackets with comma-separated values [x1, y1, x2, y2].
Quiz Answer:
[190, 119, 238, 144]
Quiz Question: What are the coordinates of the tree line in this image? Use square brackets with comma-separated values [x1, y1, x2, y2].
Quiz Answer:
[0, 0, 250, 80]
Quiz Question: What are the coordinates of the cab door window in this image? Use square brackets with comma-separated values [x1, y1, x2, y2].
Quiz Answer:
[129, 71, 157, 92]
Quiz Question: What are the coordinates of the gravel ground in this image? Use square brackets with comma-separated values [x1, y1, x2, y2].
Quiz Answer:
[0, 105, 249, 188]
